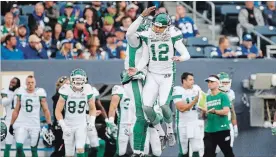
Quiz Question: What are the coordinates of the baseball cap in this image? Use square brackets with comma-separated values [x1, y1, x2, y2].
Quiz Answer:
[44, 26, 52, 32]
[243, 34, 252, 41]
[126, 3, 138, 12]
[65, 2, 74, 8]
[104, 16, 114, 25]
[60, 39, 72, 47]
[205, 75, 220, 83]
[29, 34, 41, 42]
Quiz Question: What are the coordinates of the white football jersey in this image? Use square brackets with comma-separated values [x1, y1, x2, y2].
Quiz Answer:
[1, 88, 17, 121]
[14, 87, 47, 128]
[140, 26, 183, 74]
[124, 43, 143, 70]
[59, 84, 95, 127]
[172, 85, 201, 124]
[111, 85, 135, 124]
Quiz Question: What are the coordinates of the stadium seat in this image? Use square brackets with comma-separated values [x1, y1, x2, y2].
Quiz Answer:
[186, 37, 209, 47]
[21, 5, 34, 15]
[19, 15, 28, 25]
[1, 16, 4, 24]
[271, 36, 276, 43]
[204, 46, 217, 58]
[187, 46, 205, 58]
[254, 26, 276, 36]
[220, 5, 243, 35]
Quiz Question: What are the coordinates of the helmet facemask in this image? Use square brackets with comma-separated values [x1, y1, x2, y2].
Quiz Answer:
[150, 13, 171, 41]
[218, 72, 232, 92]
[70, 69, 87, 90]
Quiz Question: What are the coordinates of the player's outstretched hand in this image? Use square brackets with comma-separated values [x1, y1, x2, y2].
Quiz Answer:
[141, 6, 156, 17]
[172, 56, 181, 62]
[128, 67, 137, 76]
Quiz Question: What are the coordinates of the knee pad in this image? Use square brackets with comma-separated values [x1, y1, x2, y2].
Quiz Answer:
[142, 106, 159, 125]
[160, 105, 172, 123]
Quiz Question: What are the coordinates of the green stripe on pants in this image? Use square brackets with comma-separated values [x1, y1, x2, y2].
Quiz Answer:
[132, 80, 148, 151]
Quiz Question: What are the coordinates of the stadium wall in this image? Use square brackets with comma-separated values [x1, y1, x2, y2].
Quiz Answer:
[2, 59, 276, 157]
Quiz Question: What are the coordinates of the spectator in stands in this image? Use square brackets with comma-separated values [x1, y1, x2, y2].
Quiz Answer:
[236, 34, 263, 59]
[16, 24, 29, 48]
[103, 34, 123, 59]
[31, 24, 44, 38]
[175, 5, 199, 39]
[44, 1, 60, 29]
[115, 1, 127, 27]
[115, 29, 127, 53]
[117, 16, 132, 33]
[1, 34, 24, 60]
[51, 23, 63, 58]
[28, 2, 49, 32]
[1, 12, 17, 42]
[263, 1, 276, 26]
[92, 1, 105, 18]
[10, 4, 24, 26]
[42, 26, 54, 57]
[84, 7, 99, 35]
[65, 29, 77, 48]
[85, 35, 108, 60]
[237, 1, 264, 41]
[55, 39, 73, 59]
[59, 1, 81, 17]
[156, 7, 168, 14]
[125, 3, 138, 21]
[22, 34, 48, 59]
[58, 2, 78, 32]
[210, 36, 237, 58]
[74, 18, 89, 45]
[105, 2, 117, 18]
[1, 2, 17, 16]
[98, 16, 116, 45]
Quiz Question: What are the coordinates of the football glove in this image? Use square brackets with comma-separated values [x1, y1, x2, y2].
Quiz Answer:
[9, 125, 14, 136]
[132, 71, 146, 81]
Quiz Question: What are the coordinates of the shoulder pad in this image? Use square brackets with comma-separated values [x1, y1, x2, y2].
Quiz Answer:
[170, 26, 182, 36]
[92, 86, 100, 97]
[16, 87, 25, 95]
[58, 84, 70, 96]
[83, 84, 94, 95]
[193, 84, 202, 92]
[172, 86, 184, 96]
[112, 85, 124, 95]
[1, 88, 9, 95]
[36, 88, 47, 97]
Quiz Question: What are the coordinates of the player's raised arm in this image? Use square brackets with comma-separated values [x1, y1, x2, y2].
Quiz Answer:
[136, 41, 150, 72]
[126, 6, 156, 48]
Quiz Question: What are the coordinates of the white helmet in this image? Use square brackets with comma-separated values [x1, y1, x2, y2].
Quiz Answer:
[151, 13, 171, 41]
[41, 127, 55, 147]
[218, 72, 232, 92]
[70, 68, 87, 89]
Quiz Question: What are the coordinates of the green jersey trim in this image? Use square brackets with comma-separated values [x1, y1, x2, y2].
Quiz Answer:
[140, 36, 148, 45]
[1, 93, 7, 97]
[60, 94, 68, 101]
[87, 94, 93, 101]
[172, 95, 182, 100]
[171, 35, 183, 45]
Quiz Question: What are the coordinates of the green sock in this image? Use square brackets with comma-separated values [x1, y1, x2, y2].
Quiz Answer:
[192, 152, 200, 157]
[31, 146, 38, 157]
[84, 144, 90, 157]
[97, 139, 105, 157]
[4, 144, 11, 157]
[16, 143, 25, 157]
[77, 153, 85, 157]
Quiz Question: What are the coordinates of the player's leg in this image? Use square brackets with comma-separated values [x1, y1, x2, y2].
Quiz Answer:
[190, 121, 204, 157]
[87, 126, 99, 157]
[149, 127, 162, 157]
[143, 127, 150, 156]
[14, 127, 28, 157]
[177, 125, 189, 157]
[158, 73, 175, 146]
[229, 123, 234, 147]
[4, 122, 14, 157]
[29, 128, 41, 157]
[115, 124, 129, 156]
[85, 137, 90, 157]
[63, 128, 76, 157]
[126, 80, 148, 154]
[75, 126, 87, 157]
[216, 130, 234, 157]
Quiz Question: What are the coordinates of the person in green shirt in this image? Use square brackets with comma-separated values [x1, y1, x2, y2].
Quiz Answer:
[58, 2, 79, 32]
[203, 75, 235, 157]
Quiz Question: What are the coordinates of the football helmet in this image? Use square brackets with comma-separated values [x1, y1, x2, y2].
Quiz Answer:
[151, 13, 171, 40]
[217, 72, 232, 92]
[0, 121, 7, 142]
[41, 126, 55, 147]
[70, 68, 87, 89]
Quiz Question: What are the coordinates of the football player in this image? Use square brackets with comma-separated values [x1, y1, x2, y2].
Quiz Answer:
[108, 76, 136, 157]
[9, 75, 52, 157]
[128, 12, 191, 147]
[1, 77, 21, 157]
[55, 69, 97, 157]
[172, 72, 204, 157]
[124, 6, 156, 157]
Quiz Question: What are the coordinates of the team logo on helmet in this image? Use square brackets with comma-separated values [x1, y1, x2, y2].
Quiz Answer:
[0, 121, 7, 142]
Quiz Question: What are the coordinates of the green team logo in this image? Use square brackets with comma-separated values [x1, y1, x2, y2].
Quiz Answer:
[0, 121, 7, 142]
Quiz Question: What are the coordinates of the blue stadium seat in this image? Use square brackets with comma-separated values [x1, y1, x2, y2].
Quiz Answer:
[186, 37, 209, 46]
[271, 36, 276, 43]
[1, 16, 4, 24]
[220, 5, 243, 35]
[19, 15, 28, 25]
[187, 46, 205, 58]
[221, 5, 243, 15]
[21, 5, 34, 15]
[204, 46, 217, 58]
[254, 26, 276, 36]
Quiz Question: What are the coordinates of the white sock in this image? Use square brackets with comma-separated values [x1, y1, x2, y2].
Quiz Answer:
[166, 122, 174, 134]
[133, 150, 141, 154]
[154, 123, 165, 136]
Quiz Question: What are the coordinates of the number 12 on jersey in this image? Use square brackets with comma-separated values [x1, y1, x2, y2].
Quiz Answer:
[150, 43, 169, 61]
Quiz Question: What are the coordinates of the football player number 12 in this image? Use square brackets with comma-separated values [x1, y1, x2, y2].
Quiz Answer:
[151, 43, 169, 61]
[68, 101, 86, 114]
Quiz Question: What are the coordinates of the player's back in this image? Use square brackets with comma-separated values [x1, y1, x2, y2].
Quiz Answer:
[124, 42, 143, 69]
[112, 85, 135, 124]
[173, 85, 201, 124]
[59, 84, 94, 128]
[14, 87, 46, 128]
[140, 26, 183, 74]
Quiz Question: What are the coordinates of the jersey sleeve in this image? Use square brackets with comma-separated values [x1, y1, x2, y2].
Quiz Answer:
[111, 85, 124, 99]
[58, 84, 70, 101]
[228, 90, 235, 102]
[92, 87, 100, 100]
[37, 88, 47, 100]
[221, 93, 231, 108]
[193, 85, 202, 93]
[172, 86, 183, 103]
[84, 84, 94, 101]
[1, 88, 8, 97]
[16, 87, 25, 100]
